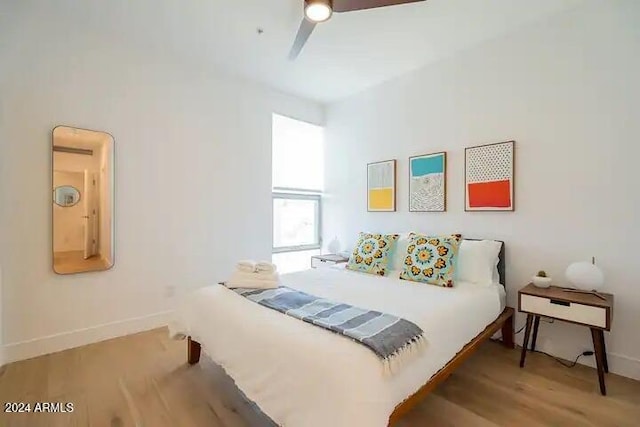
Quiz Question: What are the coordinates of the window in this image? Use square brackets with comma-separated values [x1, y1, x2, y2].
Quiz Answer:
[273, 193, 321, 253]
[272, 114, 324, 273]
[272, 114, 324, 192]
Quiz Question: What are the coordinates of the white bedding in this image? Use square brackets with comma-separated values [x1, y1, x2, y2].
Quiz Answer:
[173, 265, 505, 427]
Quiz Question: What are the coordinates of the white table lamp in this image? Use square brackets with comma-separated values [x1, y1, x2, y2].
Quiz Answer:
[565, 257, 604, 290]
[564, 257, 605, 299]
[327, 236, 340, 254]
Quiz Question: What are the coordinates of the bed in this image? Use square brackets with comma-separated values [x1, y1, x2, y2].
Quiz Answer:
[174, 241, 514, 427]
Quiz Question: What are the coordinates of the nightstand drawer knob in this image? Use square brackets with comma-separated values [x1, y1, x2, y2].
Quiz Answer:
[550, 299, 570, 307]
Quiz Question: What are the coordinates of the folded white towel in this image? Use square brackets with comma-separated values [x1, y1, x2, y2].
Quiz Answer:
[255, 261, 277, 274]
[227, 271, 279, 289]
[237, 260, 256, 273]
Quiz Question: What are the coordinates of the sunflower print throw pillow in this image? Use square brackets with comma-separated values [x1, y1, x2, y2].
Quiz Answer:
[347, 232, 399, 276]
[399, 233, 462, 287]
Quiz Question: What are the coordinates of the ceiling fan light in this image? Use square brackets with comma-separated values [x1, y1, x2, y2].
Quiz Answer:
[305, 1, 333, 23]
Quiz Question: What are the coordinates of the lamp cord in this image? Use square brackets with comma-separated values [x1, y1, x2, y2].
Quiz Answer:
[514, 318, 554, 335]
[495, 319, 590, 369]
[532, 350, 589, 368]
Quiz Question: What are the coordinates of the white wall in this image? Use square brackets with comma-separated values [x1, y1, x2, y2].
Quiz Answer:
[323, 0, 640, 379]
[0, 11, 323, 363]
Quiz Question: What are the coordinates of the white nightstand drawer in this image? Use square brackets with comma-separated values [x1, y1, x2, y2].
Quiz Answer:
[520, 294, 607, 328]
[311, 258, 337, 269]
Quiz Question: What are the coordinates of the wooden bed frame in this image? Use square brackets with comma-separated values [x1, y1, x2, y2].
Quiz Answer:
[187, 239, 514, 426]
[187, 309, 513, 426]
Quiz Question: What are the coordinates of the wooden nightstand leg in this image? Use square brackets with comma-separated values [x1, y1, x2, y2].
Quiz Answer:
[599, 331, 609, 373]
[519, 314, 534, 368]
[591, 328, 607, 395]
[530, 316, 541, 351]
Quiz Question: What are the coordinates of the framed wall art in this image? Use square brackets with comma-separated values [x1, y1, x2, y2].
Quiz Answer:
[465, 140, 515, 211]
[367, 159, 396, 212]
[409, 152, 446, 212]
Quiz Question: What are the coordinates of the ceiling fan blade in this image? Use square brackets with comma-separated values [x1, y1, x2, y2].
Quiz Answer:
[288, 18, 317, 60]
[333, 0, 425, 13]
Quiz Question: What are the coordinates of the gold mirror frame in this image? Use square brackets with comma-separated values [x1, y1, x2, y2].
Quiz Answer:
[52, 125, 115, 274]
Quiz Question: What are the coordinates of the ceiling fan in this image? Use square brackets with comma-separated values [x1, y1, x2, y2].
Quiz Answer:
[289, 0, 426, 60]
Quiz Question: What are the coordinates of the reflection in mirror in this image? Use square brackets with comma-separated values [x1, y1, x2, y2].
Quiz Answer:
[52, 126, 114, 274]
[53, 185, 81, 207]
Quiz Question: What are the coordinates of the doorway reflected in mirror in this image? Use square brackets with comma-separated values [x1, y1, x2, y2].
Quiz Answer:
[52, 126, 114, 274]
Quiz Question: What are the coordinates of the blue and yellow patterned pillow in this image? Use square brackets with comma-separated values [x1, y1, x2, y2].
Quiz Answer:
[347, 232, 399, 276]
[399, 233, 462, 287]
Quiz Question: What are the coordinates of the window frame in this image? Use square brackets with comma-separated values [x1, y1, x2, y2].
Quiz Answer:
[272, 190, 322, 254]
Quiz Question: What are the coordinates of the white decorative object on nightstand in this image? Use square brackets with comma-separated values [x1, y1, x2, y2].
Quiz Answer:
[566, 259, 604, 291]
[327, 236, 341, 254]
[532, 270, 552, 288]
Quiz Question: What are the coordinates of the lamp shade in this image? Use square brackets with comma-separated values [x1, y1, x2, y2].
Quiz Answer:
[565, 261, 604, 290]
[327, 236, 340, 254]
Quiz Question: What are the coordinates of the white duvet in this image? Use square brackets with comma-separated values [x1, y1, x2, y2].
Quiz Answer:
[173, 265, 505, 427]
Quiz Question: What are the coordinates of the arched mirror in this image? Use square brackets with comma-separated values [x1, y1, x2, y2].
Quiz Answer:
[53, 185, 81, 207]
[52, 126, 115, 274]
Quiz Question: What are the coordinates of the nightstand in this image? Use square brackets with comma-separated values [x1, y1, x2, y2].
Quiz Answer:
[518, 283, 614, 395]
[311, 254, 349, 269]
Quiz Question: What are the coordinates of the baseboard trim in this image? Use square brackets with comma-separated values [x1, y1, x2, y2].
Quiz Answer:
[603, 352, 640, 381]
[567, 352, 640, 381]
[517, 335, 640, 381]
[3, 310, 174, 364]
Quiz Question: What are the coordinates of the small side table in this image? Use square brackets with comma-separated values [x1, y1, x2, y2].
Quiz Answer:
[518, 283, 613, 395]
[311, 254, 348, 269]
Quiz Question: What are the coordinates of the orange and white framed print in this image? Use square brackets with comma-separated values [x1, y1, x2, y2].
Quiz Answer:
[367, 159, 396, 212]
[465, 141, 515, 211]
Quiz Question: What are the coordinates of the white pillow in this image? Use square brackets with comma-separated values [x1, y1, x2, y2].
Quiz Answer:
[492, 262, 501, 284]
[456, 240, 502, 285]
[390, 232, 412, 271]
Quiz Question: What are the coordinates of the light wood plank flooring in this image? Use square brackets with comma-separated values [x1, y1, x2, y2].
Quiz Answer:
[1, 327, 638, 426]
[53, 250, 111, 274]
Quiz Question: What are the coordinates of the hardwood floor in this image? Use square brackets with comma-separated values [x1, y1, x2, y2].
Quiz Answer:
[1, 328, 638, 427]
[53, 250, 111, 274]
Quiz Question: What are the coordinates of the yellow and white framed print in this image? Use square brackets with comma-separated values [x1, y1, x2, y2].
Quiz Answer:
[367, 159, 396, 212]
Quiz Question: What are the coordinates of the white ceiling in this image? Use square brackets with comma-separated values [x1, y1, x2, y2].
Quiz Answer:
[4, 0, 585, 104]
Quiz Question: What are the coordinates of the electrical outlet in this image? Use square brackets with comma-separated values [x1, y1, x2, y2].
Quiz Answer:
[165, 285, 176, 298]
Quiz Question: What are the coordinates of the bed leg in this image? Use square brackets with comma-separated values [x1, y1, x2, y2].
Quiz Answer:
[188, 337, 201, 365]
[501, 307, 515, 349]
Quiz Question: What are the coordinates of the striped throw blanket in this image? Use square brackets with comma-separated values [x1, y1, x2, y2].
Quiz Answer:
[231, 286, 426, 374]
